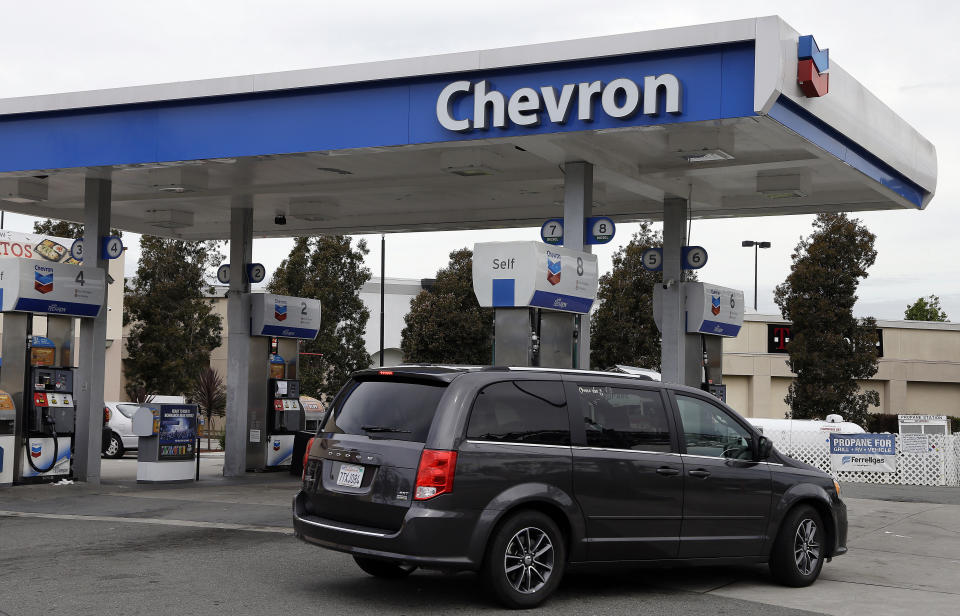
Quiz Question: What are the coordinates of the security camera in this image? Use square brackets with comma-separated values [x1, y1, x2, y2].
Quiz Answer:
[274, 215, 287, 225]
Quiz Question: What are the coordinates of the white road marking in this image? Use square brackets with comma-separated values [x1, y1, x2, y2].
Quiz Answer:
[0, 510, 294, 534]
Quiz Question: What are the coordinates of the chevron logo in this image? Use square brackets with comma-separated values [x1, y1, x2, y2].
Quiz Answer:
[797, 35, 829, 97]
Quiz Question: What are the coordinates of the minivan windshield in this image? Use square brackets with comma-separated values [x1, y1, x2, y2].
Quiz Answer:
[322, 379, 447, 443]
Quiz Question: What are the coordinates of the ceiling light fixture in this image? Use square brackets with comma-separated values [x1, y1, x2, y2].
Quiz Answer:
[0, 177, 48, 203]
[757, 171, 811, 199]
[146, 209, 194, 228]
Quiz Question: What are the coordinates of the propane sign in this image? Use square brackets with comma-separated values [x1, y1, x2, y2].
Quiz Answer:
[473, 241, 598, 314]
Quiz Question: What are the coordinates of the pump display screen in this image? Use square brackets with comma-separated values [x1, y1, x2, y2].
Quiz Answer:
[157, 405, 197, 460]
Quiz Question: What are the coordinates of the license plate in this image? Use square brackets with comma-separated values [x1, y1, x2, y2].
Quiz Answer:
[336, 463, 364, 488]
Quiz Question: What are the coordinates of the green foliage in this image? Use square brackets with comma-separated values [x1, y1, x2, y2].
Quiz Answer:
[773, 213, 880, 425]
[33, 218, 122, 238]
[401, 248, 493, 365]
[124, 237, 224, 398]
[590, 223, 664, 371]
[904, 294, 949, 322]
[268, 236, 371, 402]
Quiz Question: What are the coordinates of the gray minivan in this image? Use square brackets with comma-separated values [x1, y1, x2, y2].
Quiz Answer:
[294, 366, 847, 608]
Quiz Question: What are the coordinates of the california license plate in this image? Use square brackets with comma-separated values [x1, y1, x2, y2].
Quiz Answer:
[336, 463, 364, 488]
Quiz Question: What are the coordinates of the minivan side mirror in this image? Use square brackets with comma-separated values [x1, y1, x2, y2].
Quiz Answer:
[756, 435, 773, 460]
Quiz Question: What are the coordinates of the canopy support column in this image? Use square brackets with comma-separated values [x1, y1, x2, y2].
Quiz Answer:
[661, 197, 688, 385]
[563, 161, 592, 369]
[223, 204, 253, 477]
[73, 173, 111, 483]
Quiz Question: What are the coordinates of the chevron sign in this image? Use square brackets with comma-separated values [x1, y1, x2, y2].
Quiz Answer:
[797, 35, 829, 97]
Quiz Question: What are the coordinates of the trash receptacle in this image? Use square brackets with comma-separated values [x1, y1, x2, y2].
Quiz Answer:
[290, 430, 314, 476]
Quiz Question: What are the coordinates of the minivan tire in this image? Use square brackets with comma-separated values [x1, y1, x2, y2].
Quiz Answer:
[352, 555, 416, 579]
[103, 433, 124, 459]
[482, 510, 566, 609]
[770, 504, 825, 587]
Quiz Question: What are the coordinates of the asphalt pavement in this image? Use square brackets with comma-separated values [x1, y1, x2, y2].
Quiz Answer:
[1, 455, 957, 616]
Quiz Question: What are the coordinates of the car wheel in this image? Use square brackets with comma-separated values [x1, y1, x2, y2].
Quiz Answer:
[770, 504, 826, 587]
[482, 510, 566, 609]
[102, 433, 124, 459]
[352, 555, 416, 578]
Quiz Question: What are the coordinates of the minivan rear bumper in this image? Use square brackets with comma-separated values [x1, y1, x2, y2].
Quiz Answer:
[292, 491, 480, 570]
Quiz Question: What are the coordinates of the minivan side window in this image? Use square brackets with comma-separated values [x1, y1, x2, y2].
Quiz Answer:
[466, 381, 569, 446]
[577, 385, 672, 452]
[675, 395, 753, 459]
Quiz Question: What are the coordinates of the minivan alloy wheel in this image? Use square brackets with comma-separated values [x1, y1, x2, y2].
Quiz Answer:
[794, 518, 820, 575]
[504, 526, 554, 594]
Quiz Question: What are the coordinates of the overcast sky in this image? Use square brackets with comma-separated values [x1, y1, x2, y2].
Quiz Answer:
[0, 1, 956, 320]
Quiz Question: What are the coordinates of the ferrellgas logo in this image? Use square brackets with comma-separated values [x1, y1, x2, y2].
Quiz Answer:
[274, 301, 287, 322]
[711, 294, 722, 316]
[30, 442, 42, 458]
[797, 35, 829, 97]
[34, 270, 54, 294]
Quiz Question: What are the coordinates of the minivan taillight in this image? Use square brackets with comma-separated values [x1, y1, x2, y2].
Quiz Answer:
[414, 449, 457, 500]
[104, 407, 111, 423]
[301, 437, 315, 480]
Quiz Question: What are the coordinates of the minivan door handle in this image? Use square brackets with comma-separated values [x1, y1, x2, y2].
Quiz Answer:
[656, 466, 681, 476]
[687, 469, 711, 478]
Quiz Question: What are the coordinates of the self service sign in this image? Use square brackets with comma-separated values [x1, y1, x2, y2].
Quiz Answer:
[830, 433, 897, 473]
[472, 241, 599, 314]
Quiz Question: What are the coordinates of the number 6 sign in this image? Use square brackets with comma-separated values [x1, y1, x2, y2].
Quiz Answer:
[682, 246, 708, 269]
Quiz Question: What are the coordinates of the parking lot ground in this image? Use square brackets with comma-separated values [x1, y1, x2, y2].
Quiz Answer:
[1, 463, 958, 616]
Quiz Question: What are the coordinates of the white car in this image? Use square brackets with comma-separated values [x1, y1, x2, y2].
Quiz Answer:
[102, 401, 147, 458]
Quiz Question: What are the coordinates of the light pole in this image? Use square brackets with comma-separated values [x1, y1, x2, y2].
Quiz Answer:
[741, 240, 771, 311]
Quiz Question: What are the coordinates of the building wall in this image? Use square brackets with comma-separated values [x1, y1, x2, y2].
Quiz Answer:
[722, 315, 960, 420]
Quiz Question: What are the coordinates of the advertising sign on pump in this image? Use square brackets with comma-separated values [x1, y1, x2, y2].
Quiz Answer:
[250, 293, 322, 339]
[0, 257, 105, 318]
[472, 241, 599, 314]
[684, 282, 744, 337]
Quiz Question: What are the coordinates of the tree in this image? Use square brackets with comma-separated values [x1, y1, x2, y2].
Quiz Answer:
[904, 295, 949, 322]
[268, 236, 371, 402]
[773, 213, 880, 424]
[124, 237, 224, 398]
[401, 248, 493, 364]
[33, 218, 122, 238]
[590, 223, 664, 371]
[192, 367, 226, 450]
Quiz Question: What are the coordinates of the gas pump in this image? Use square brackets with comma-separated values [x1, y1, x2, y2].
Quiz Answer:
[653, 281, 744, 393]
[24, 337, 76, 477]
[246, 293, 320, 471]
[0, 257, 105, 486]
[473, 241, 599, 368]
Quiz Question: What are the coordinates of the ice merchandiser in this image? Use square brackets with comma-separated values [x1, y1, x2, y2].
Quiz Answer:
[0, 257, 105, 486]
[246, 293, 321, 471]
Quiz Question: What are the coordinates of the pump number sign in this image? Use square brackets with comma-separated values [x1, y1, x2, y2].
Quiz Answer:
[540, 219, 563, 245]
[586, 216, 615, 244]
[641, 248, 663, 271]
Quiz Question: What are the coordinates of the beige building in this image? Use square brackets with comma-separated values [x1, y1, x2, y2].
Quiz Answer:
[723, 314, 960, 419]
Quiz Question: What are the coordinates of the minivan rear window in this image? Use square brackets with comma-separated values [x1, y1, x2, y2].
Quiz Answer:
[322, 379, 447, 443]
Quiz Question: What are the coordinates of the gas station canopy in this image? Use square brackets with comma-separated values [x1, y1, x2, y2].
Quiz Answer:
[0, 16, 936, 240]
